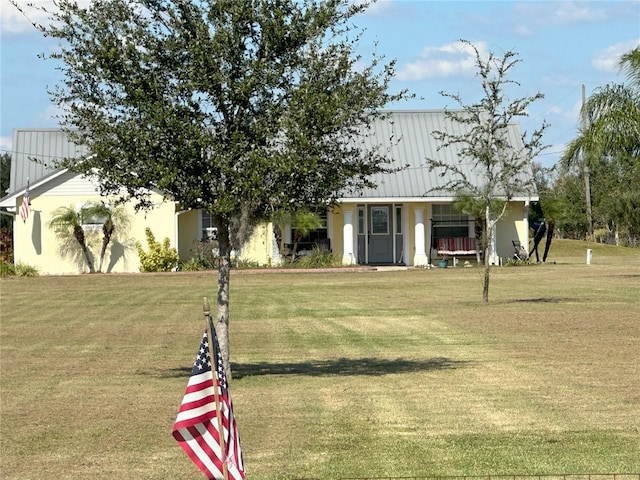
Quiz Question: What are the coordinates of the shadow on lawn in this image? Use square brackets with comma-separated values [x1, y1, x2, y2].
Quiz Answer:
[232, 356, 469, 378]
[509, 297, 581, 303]
[159, 357, 469, 379]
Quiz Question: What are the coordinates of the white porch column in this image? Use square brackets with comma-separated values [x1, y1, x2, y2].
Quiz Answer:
[523, 201, 530, 251]
[413, 208, 428, 266]
[342, 209, 355, 265]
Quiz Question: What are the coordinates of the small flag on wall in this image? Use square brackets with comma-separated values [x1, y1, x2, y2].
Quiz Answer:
[19, 179, 30, 223]
[173, 322, 245, 480]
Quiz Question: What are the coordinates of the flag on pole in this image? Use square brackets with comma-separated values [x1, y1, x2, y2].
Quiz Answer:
[173, 324, 245, 480]
[19, 179, 30, 223]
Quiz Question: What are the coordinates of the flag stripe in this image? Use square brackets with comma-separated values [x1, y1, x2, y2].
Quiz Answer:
[19, 180, 30, 222]
[173, 329, 245, 480]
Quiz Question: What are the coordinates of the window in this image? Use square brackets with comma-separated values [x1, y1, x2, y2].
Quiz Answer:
[395, 206, 402, 234]
[79, 204, 109, 231]
[432, 204, 470, 239]
[201, 211, 218, 241]
[291, 211, 328, 243]
[371, 206, 389, 235]
[358, 206, 365, 235]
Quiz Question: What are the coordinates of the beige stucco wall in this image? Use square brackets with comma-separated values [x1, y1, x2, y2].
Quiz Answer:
[176, 210, 200, 260]
[12, 187, 175, 275]
[494, 201, 528, 261]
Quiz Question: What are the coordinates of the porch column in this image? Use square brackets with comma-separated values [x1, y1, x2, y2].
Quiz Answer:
[413, 208, 428, 266]
[342, 209, 355, 265]
[523, 201, 530, 251]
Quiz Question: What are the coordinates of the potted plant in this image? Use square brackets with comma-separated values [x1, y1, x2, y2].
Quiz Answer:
[438, 254, 449, 268]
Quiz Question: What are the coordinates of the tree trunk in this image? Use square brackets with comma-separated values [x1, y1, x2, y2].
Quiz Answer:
[482, 206, 491, 303]
[215, 216, 232, 379]
[74, 225, 95, 273]
[98, 219, 114, 273]
[542, 219, 555, 262]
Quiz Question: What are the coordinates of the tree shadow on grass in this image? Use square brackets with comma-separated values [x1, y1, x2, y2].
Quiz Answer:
[508, 297, 582, 303]
[233, 356, 469, 378]
[159, 356, 469, 379]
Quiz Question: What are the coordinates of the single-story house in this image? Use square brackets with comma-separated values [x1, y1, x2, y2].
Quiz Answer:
[1, 111, 536, 274]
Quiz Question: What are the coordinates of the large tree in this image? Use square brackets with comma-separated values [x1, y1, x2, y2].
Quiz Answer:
[426, 40, 548, 303]
[561, 46, 640, 244]
[28, 0, 406, 373]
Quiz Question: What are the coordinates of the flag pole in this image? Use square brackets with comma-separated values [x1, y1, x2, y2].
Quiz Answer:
[203, 297, 229, 480]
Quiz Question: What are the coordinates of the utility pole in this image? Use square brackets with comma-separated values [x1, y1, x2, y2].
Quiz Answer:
[582, 84, 593, 238]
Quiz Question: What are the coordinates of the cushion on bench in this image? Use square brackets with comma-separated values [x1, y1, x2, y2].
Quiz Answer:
[436, 237, 476, 255]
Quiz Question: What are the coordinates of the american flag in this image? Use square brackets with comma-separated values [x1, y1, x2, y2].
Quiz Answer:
[19, 179, 30, 223]
[173, 324, 245, 480]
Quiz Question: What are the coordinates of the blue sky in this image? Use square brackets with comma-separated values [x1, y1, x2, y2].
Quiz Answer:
[1, 0, 639, 168]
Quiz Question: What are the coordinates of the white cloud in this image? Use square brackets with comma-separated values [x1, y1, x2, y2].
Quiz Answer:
[509, 1, 608, 36]
[37, 104, 65, 126]
[352, 0, 395, 15]
[1, 136, 12, 152]
[396, 40, 488, 81]
[592, 39, 640, 72]
[0, 0, 59, 35]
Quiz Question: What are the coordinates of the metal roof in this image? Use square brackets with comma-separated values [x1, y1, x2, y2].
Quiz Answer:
[8, 128, 88, 194]
[3, 111, 538, 203]
[343, 110, 538, 201]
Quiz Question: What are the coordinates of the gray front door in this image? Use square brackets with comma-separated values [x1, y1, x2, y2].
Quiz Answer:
[368, 205, 393, 264]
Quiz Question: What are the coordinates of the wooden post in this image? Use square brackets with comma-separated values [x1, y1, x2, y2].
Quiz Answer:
[203, 297, 229, 480]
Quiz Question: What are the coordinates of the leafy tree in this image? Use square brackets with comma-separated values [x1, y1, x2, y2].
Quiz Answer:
[561, 47, 640, 244]
[49, 206, 96, 273]
[32, 0, 406, 373]
[1, 153, 11, 229]
[426, 40, 548, 303]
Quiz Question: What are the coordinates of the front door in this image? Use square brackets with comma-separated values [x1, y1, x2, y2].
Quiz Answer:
[368, 205, 393, 264]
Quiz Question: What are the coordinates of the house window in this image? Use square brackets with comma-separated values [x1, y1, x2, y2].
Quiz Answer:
[291, 211, 328, 243]
[395, 205, 402, 234]
[358, 206, 365, 235]
[371, 206, 389, 235]
[201, 211, 218, 241]
[79, 204, 109, 231]
[432, 204, 469, 238]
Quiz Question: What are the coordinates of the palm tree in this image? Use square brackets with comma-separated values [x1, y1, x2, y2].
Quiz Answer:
[81, 202, 131, 272]
[561, 46, 640, 241]
[49, 206, 96, 273]
[620, 46, 640, 88]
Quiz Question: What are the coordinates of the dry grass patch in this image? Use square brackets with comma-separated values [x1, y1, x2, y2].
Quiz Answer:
[1, 241, 639, 479]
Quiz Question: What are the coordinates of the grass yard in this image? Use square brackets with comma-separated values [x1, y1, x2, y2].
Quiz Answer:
[1, 240, 639, 479]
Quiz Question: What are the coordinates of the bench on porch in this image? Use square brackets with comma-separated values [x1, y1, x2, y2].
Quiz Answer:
[435, 237, 477, 265]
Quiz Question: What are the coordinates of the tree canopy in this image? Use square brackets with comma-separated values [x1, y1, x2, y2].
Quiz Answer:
[31, 0, 407, 372]
[426, 40, 548, 303]
[559, 46, 640, 244]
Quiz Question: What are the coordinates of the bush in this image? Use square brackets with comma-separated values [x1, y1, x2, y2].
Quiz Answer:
[0, 227, 13, 263]
[294, 247, 342, 268]
[504, 257, 531, 267]
[1, 260, 40, 277]
[0, 258, 15, 276]
[135, 228, 179, 272]
[15, 262, 39, 276]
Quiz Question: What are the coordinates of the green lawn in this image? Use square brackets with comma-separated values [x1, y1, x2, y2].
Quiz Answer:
[1, 240, 639, 479]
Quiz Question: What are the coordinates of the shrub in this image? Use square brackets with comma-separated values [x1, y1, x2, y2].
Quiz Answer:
[135, 228, 179, 272]
[0, 258, 15, 276]
[504, 257, 530, 267]
[14, 262, 39, 276]
[0, 227, 13, 263]
[294, 247, 342, 268]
